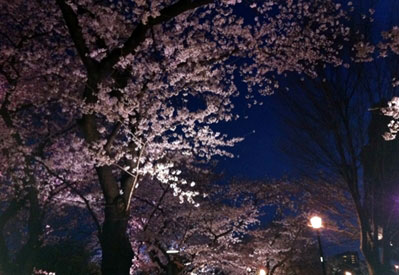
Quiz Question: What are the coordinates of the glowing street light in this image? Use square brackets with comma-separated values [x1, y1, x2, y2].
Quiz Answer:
[344, 271, 352, 275]
[310, 216, 323, 229]
[309, 216, 326, 275]
[258, 268, 266, 275]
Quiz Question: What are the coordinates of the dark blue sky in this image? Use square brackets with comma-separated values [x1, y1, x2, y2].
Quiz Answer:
[215, 0, 399, 181]
[215, 93, 291, 179]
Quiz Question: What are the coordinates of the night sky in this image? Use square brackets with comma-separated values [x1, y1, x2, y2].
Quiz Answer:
[217, 0, 399, 180]
[215, 94, 290, 179]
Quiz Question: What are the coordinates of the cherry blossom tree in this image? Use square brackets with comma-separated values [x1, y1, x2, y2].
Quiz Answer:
[124, 178, 355, 275]
[127, 178, 260, 274]
[0, 0, 347, 273]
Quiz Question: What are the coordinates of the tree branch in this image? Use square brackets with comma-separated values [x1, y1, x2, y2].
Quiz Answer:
[125, 141, 147, 212]
[56, 0, 97, 73]
[104, 122, 121, 153]
[33, 157, 102, 235]
[99, 0, 213, 74]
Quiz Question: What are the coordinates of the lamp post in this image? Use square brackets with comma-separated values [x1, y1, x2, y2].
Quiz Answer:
[310, 216, 327, 275]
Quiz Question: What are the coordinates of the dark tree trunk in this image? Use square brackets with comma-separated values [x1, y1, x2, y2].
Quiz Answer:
[0, 200, 22, 274]
[81, 111, 135, 274]
[166, 262, 181, 275]
[0, 189, 42, 275]
[100, 204, 134, 275]
[16, 188, 43, 275]
[363, 248, 380, 275]
[363, 253, 393, 275]
[361, 230, 394, 275]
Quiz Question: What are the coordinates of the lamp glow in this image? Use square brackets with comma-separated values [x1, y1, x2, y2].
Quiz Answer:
[310, 216, 322, 229]
[259, 269, 266, 275]
[344, 272, 352, 275]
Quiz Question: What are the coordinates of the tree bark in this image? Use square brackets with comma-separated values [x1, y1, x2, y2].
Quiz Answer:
[0, 200, 22, 273]
[0, 189, 43, 275]
[363, 253, 393, 275]
[361, 230, 394, 275]
[16, 188, 43, 275]
[166, 261, 181, 275]
[100, 203, 134, 275]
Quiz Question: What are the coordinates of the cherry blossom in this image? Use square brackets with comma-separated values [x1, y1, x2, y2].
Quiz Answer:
[0, 0, 347, 273]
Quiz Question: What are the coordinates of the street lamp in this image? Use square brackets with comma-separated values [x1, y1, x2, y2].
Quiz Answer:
[258, 268, 266, 275]
[310, 216, 322, 229]
[344, 271, 352, 275]
[310, 216, 327, 275]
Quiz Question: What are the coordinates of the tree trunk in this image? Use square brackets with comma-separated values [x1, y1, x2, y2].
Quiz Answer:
[81, 113, 134, 274]
[363, 251, 380, 275]
[0, 200, 22, 274]
[364, 256, 393, 275]
[100, 203, 134, 275]
[166, 262, 181, 275]
[16, 188, 43, 275]
[361, 233, 394, 275]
